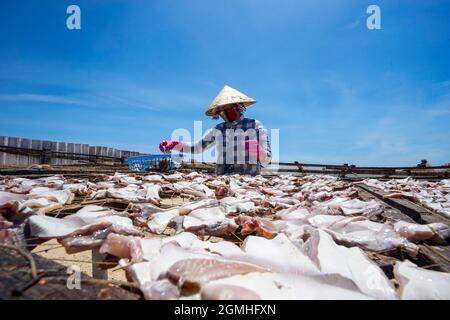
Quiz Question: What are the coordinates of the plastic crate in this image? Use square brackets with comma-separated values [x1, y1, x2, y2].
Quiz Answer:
[126, 154, 183, 172]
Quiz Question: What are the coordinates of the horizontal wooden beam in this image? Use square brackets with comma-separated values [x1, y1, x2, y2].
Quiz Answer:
[355, 184, 449, 225]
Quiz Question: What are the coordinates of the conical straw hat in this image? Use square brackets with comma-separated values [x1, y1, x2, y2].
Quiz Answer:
[205, 85, 256, 116]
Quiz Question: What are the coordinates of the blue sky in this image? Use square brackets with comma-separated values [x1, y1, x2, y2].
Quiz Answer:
[0, 0, 449, 166]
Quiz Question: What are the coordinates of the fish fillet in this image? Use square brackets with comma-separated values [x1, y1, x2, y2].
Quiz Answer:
[393, 221, 449, 243]
[240, 234, 320, 275]
[201, 284, 261, 300]
[29, 187, 74, 205]
[394, 260, 450, 299]
[166, 258, 267, 294]
[203, 272, 372, 300]
[303, 228, 397, 299]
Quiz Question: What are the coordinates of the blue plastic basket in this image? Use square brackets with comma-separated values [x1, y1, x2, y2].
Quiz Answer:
[127, 154, 183, 172]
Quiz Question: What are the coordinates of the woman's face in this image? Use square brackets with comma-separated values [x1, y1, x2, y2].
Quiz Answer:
[219, 104, 240, 122]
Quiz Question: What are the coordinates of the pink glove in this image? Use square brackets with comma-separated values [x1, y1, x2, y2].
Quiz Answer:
[159, 140, 184, 152]
[244, 140, 267, 161]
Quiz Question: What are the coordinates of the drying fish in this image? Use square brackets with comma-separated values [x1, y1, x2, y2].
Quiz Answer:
[99, 233, 144, 262]
[220, 197, 256, 214]
[394, 260, 450, 299]
[28, 205, 140, 252]
[362, 178, 450, 217]
[338, 199, 383, 216]
[140, 279, 180, 300]
[124, 242, 222, 296]
[0, 201, 36, 246]
[106, 235, 263, 299]
[128, 203, 167, 226]
[147, 199, 226, 234]
[29, 215, 95, 238]
[307, 191, 333, 202]
[189, 183, 215, 199]
[167, 258, 267, 294]
[261, 187, 286, 197]
[235, 215, 280, 239]
[143, 174, 164, 183]
[147, 208, 180, 234]
[63, 183, 89, 195]
[312, 197, 382, 217]
[22, 197, 52, 209]
[202, 272, 372, 300]
[205, 180, 229, 198]
[307, 214, 418, 254]
[0, 191, 26, 206]
[111, 172, 142, 186]
[141, 183, 162, 205]
[171, 182, 215, 199]
[96, 181, 116, 189]
[276, 219, 309, 244]
[180, 206, 238, 236]
[1, 170, 449, 300]
[275, 204, 311, 220]
[303, 228, 398, 299]
[239, 234, 320, 275]
[100, 232, 242, 263]
[178, 199, 218, 215]
[0, 201, 36, 226]
[164, 173, 183, 181]
[29, 187, 74, 205]
[267, 196, 301, 208]
[106, 185, 149, 202]
[60, 221, 114, 254]
[393, 221, 450, 243]
[22, 198, 62, 214]
[201, 283, 261, 300]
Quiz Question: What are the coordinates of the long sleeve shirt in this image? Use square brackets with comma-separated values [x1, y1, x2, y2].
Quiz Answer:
[183, 117, 272, 175]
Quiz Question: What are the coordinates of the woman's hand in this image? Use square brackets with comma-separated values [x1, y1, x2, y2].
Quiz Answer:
[159, 140, 183, 152]
[244, 139, 266, 161]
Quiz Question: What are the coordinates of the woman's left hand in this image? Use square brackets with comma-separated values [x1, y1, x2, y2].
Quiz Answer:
[244, 140, 266, 161]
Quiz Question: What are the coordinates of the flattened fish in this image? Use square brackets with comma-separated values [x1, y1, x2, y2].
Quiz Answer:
[203, 272, 372, 300]
[166, 258, 267, 294]
[201, 284, 261, 300]
[394, 260, 450, 300]
[303, 228, 397, 299]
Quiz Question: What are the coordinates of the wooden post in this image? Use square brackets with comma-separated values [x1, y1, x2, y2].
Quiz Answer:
[91, 248, 108, 280]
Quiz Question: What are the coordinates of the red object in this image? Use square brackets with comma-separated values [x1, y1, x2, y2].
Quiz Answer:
[224, 106, 238, 122]
[219, 105, 239, 122]
[159, 140, 183, 152]
[244, 139, 266, 161]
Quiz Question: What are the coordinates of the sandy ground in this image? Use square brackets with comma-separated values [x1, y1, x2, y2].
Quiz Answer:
[160, 196, 189, 207]
[32, 239, 127, 281]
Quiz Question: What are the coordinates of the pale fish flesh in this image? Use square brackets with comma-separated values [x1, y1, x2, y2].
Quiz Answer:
[394, 260, 450, 299]
[201, 272, 372, 300]
[303, 228, 397, 299]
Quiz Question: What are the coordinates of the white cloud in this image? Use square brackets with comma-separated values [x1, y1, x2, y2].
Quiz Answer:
[0, 93, 84, 106]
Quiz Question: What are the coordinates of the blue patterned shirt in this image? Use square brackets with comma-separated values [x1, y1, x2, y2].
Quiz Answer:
[183, 116, 272, 175]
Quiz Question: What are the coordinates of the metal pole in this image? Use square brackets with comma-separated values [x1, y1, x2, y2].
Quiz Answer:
[91, 248, 108, 280]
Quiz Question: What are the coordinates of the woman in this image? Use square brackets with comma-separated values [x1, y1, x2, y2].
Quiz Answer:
[159, 85, 271, 175]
